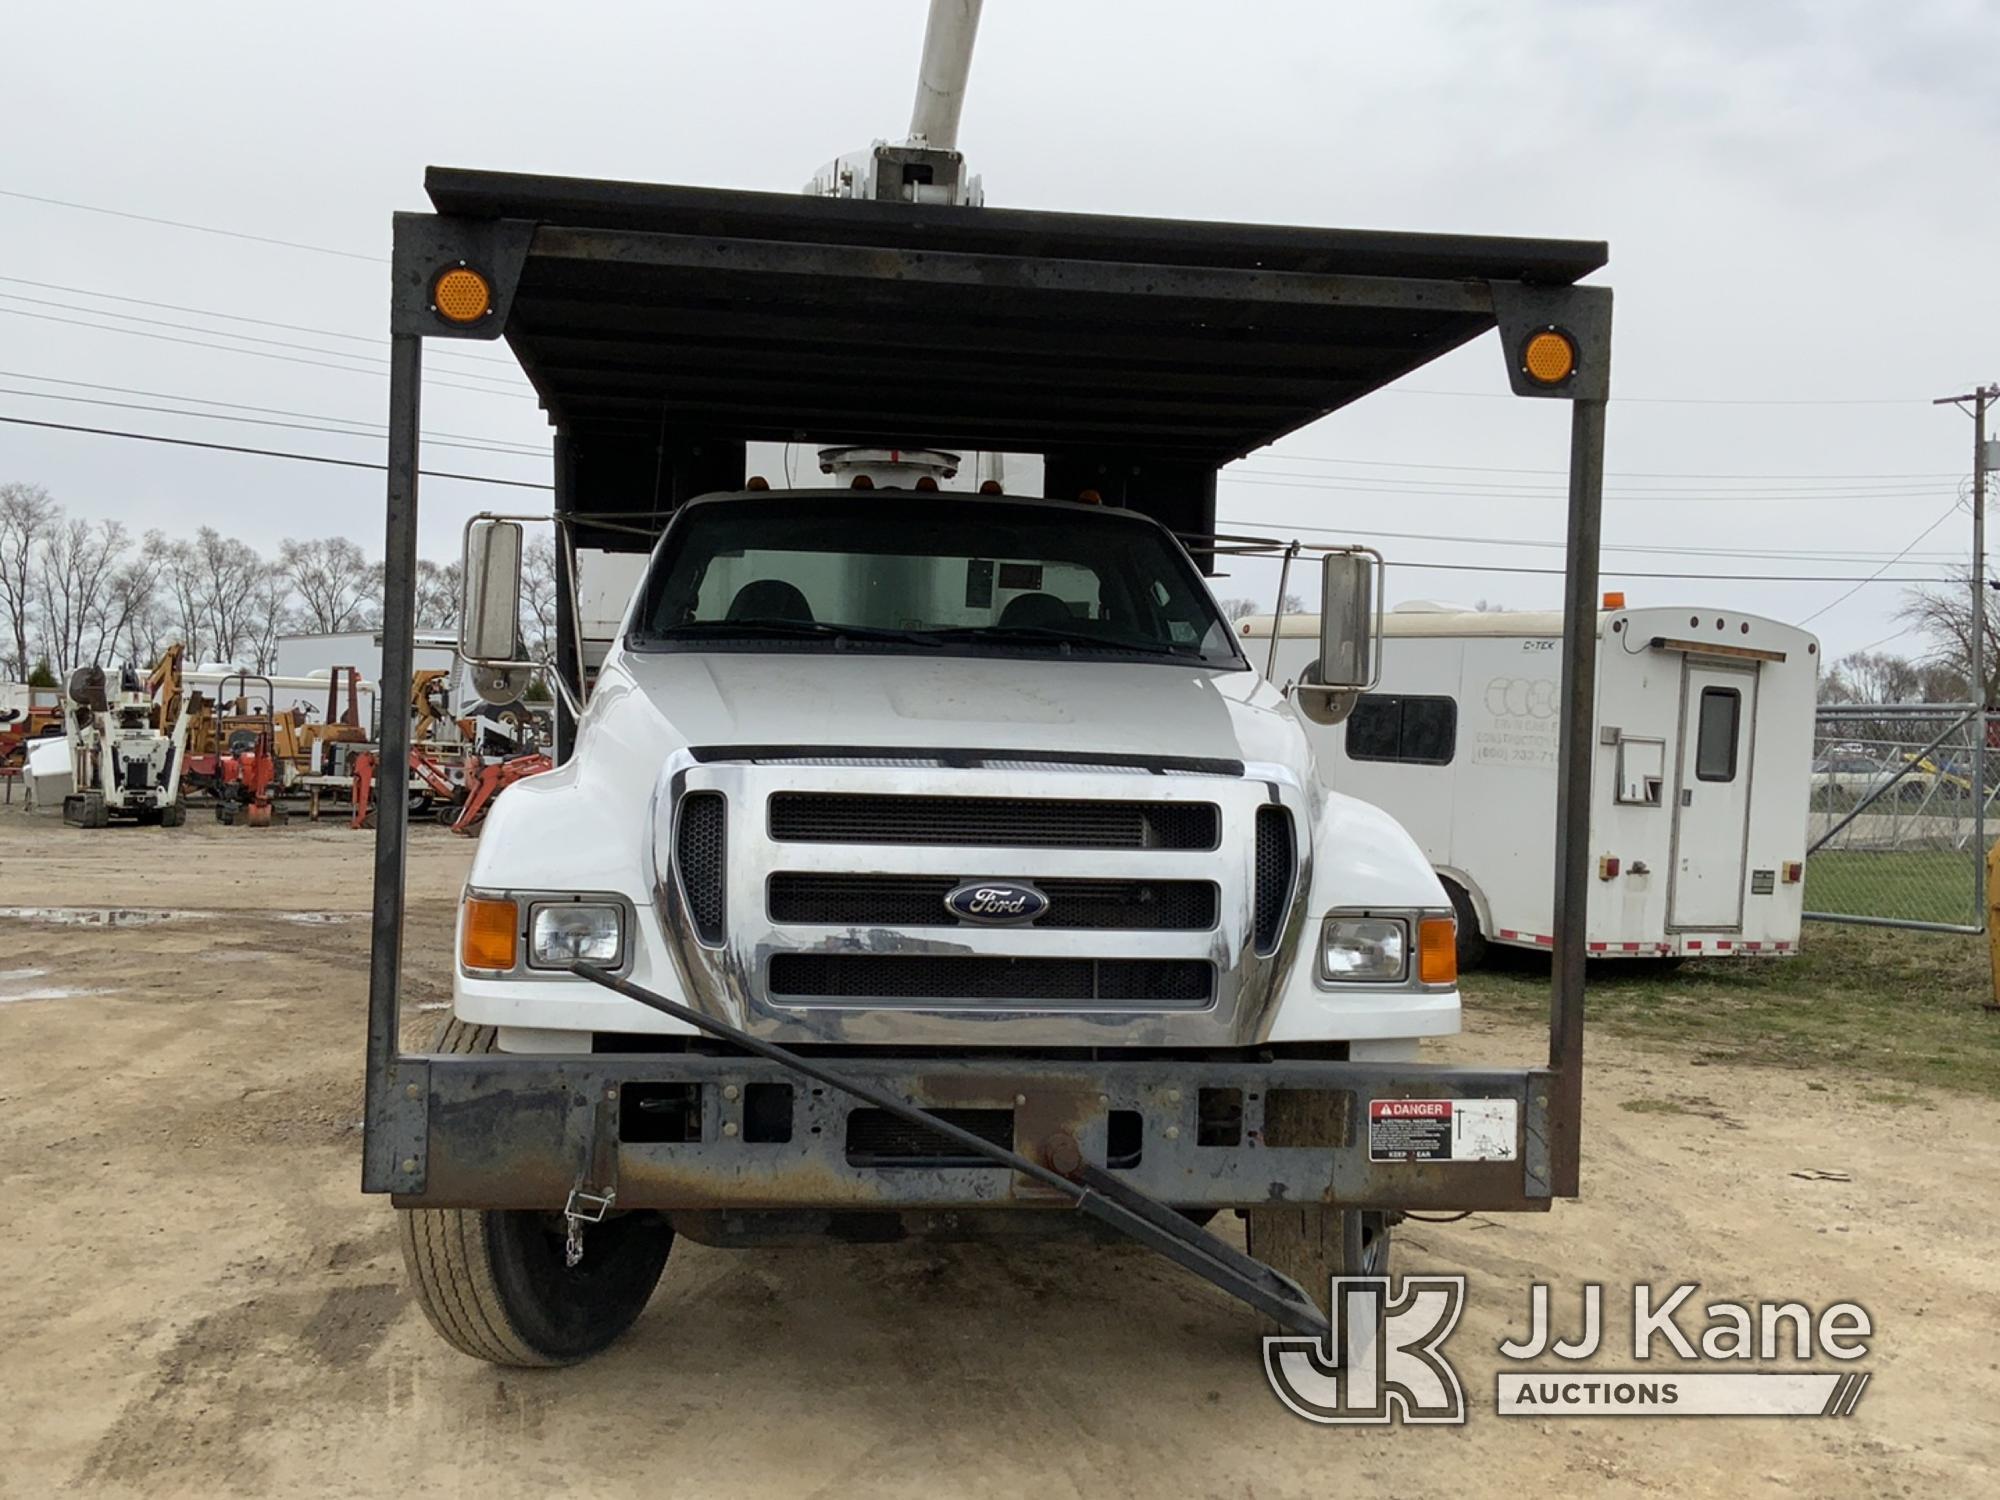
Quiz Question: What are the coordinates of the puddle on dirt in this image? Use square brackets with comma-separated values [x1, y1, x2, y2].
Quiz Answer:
[0, 906, 357, 927]
[0, 980, 113, 1004]
[0, 907, 216, 927]
[1, 959, 114, 1003]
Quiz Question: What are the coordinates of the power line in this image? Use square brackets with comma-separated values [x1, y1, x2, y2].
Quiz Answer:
[1235, 451, 1963, 482]
[1796, 504, 1963, 625]
[0, 307, 527, 399]
[0, 186, 386, 263]
[0, 385, 549, 460]
[0, 283, 515, 369]
[1224, 464, 1960, 500]
[0, 414, 552, 490]
[1221, 471, 1958, 505]
[0, 408, 1958, 585]
[1227, 516, 1953, 567]
[0, 370, 546, 453]
[1221, 515, 1955, 584]
[1381, 386, 1930, 407]
[0, 300, 525, 386]
[0, 189, 1948, 411]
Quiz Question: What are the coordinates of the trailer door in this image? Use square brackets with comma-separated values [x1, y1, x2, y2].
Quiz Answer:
[1668, 663, 1757, 930]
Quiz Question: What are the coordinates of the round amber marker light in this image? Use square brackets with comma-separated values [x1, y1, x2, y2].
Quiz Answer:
[432, 266, 492, 324]
[1522, 329, 1576, 385]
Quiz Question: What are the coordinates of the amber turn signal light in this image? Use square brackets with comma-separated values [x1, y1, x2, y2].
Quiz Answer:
[1522, 327, 1577, 385]
[461, 896, 519, 971]
[1417, 916, 1457, 986]
[432, 265, 492, 325]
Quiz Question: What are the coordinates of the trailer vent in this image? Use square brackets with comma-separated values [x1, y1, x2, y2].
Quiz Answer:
[766, 954, 1213, 1007]
[768, 874, 1217, 930]
[675, 792, 727, 944]
[768, 793, 1218, 850]
[1253, 806, 1296, 956]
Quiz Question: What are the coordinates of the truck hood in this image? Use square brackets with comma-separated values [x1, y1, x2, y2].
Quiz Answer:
[601, 650, 1302, 769]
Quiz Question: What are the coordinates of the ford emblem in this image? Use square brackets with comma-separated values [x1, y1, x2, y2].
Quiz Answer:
[945, 880, 1049, 925]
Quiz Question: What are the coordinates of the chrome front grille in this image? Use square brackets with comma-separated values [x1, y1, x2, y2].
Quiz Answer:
[768, 792, 1219, 849]
[653, 754, 1309, 1046]
[767, 874, 1218, 930]
[767, 954, 1215, 1007]
[675, 792, 727, 945]
[1253, 806, 1296, 956]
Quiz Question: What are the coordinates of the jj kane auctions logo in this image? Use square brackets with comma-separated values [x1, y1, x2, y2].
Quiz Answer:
[1265, 1278, 1874, 1424]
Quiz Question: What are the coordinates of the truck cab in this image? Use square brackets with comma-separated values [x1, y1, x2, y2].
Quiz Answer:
[458, 487, 1458, 1057]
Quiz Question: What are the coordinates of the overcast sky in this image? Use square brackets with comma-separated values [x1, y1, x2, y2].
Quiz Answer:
[3, 0, 1995, 661]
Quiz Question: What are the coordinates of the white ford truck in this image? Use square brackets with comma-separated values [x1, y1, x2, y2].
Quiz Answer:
[362, 9, 1611, 1372]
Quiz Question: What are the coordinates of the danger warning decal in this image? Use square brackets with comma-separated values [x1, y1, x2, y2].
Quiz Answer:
[1368, 1098, 1519, 1163]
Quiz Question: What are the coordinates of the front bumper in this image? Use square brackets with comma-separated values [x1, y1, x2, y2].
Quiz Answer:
[376, 1052, 1556, 1214]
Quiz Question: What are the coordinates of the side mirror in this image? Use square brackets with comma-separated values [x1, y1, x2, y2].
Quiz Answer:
[1295, 548, 1382, 726]
[460, 518, 523, 665]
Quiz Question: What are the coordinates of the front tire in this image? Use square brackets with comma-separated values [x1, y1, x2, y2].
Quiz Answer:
[398, 1020, 674, 1366]
[1243, 1206, 1391, 1330]
[1442, 880, 1487, 971]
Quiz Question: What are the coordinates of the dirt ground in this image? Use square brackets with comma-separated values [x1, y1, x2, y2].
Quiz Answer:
[2, 808, 1995, 1498]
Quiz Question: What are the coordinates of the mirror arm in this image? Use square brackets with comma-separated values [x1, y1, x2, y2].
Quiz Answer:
[1266, 541, 1300, 680]
[539, 654, 583, 720]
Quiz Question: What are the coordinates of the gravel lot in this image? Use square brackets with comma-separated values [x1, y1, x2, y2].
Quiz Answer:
[2, 809, 1994, 1496]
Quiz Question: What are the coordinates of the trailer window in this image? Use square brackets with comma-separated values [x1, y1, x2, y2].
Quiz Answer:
[1695, 687, 1741, 782]
[1344, 694, 1456, 766]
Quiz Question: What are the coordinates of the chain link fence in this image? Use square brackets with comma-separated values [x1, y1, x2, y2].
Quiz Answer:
[1805, 705, 1997, 932]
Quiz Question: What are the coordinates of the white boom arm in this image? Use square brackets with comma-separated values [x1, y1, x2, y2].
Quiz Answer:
[805, 0, 985, 206]
[907, 0, 983, 150]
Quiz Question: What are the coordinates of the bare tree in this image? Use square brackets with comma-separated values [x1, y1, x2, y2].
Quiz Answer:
[0, 483, 58, 679]
[241, 564, 296, 673]
[1216, 594, 1300, 621]
[35, 516, 130, 672]
[1900, 570, 1998, 706]
[1820, 646, 1968, 708]
[189, 528, 265, 665]
[414, 558, 463, 632]
[157, 534, 209, 664]
[520, 535, 559, 660]
[96, 547, 166, 672]
[281, 536, 378, 633]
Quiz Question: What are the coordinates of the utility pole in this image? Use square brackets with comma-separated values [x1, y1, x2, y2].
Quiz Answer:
[1935, 384, 1997, 931]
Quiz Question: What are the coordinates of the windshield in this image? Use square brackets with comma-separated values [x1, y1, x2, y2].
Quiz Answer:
[629, 496, 1243, 668]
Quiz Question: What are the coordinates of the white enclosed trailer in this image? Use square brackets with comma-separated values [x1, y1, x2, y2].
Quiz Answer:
[1244, 604, 1819, 963]
[273, 628, 459, 716]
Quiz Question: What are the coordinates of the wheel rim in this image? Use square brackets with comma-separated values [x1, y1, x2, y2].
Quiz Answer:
[1359, 1213, 1391, 1276]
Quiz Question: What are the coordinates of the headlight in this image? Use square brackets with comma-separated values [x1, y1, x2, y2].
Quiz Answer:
[1320, 916, 1409, 983]
[528, 902, 624, 968]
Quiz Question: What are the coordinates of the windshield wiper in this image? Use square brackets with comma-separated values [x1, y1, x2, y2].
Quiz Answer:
[645, 618, 944, 648]
[930, 624, 1204, 659]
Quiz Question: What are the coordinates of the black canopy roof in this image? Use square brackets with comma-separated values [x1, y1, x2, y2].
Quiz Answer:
[424, 167, 1605, 467]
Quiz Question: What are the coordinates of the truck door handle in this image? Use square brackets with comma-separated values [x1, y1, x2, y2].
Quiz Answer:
[1681, 789, 1693, 807]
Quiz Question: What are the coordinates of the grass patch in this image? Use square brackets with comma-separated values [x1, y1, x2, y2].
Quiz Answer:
[1805, 848, 1981, 927]
[1463, 923, 2000, 1098]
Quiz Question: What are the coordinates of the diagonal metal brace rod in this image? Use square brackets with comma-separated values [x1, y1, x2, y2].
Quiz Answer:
[1808, 708, 1976, 852]
[569, 963, 1332, 1338]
